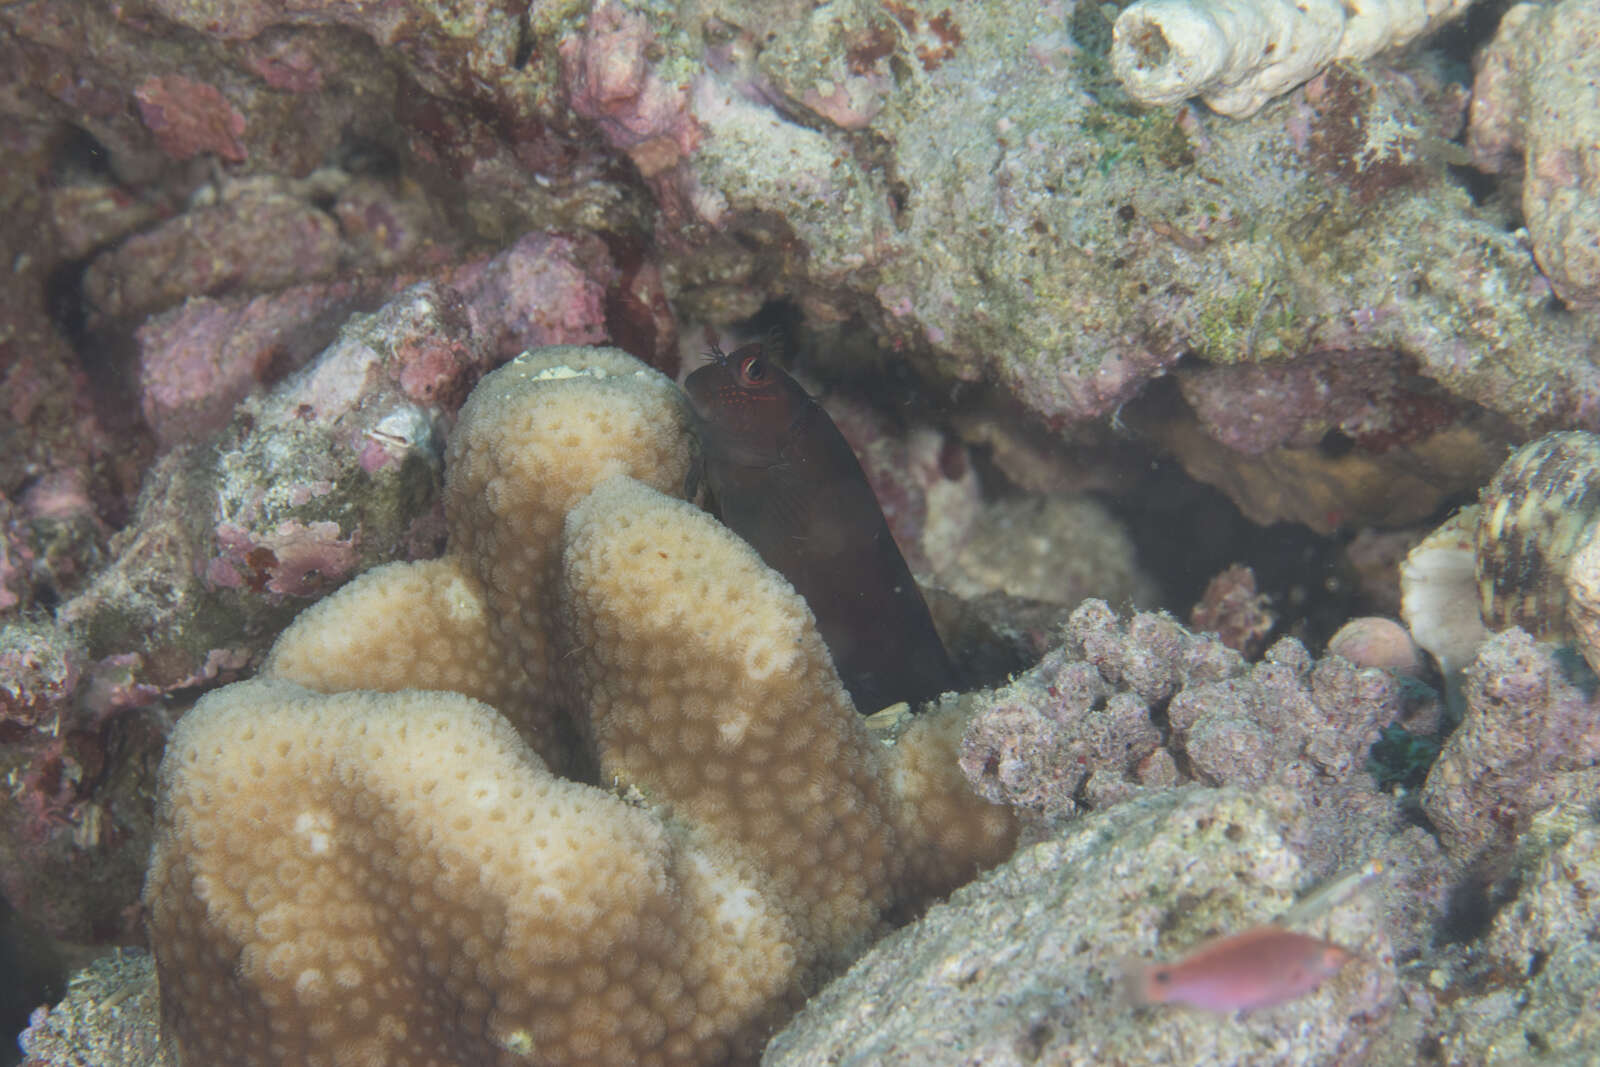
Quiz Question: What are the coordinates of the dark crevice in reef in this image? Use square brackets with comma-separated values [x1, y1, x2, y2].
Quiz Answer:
[0, 899, 81, 1067]
[718, 310, 1461, 666]
[1428, 0, 1520, 76]
[1097, 454, 1364, 652]
[758, 316, 1417, 658]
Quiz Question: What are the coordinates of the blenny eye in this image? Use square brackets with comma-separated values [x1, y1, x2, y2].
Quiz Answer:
[738, 354, 767, 385]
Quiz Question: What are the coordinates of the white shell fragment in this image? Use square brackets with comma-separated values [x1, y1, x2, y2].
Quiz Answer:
[1400, 507, 1484, 680]
[1111, 0, 1477, 117]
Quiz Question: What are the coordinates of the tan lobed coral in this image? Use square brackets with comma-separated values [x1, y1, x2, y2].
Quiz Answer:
[146, 680, 799, 1066]
[264, 346, 698, 774]
[145, 346, 1017, 1066]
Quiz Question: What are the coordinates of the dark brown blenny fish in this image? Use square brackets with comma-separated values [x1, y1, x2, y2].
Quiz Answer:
[683, 342, 957, 713]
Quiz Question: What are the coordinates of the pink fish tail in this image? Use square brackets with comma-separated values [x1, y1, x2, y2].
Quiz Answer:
[1115, 956, 1160, 1009]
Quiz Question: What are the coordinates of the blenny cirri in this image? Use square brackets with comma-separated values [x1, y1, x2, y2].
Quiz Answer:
[683, 342, 957, 713]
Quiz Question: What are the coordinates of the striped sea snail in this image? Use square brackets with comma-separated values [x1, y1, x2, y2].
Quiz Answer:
[1401, 431, 1600, 682]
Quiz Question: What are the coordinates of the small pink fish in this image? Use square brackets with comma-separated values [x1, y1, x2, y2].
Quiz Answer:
[1129, 925, 1355, 1013]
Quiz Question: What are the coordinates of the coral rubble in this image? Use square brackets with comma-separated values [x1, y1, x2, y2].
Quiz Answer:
[960, 599, 1421, 820]
[0, 237, 619, 943]
[17, 948, 168, 1067]
[1189, 563, 1275, 656]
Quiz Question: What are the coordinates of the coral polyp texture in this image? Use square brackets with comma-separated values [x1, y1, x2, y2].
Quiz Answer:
[144, 346, 1017, 1066]
[147, 681, 796, 1066]
[267, 345, 699, 772]
[1111, 0, 1474, 116]
[14, 0, 1600, 1061]
[562, 479, 900, 952]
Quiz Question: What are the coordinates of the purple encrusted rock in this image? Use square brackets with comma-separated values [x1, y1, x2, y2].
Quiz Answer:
[1422, 629, 1600, 867]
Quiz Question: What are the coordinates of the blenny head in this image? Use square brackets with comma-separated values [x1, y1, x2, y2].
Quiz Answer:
[683, 341, 805, 463]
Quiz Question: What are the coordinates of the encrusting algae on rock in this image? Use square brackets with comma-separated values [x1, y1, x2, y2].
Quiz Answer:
[142, 346, 1017, 1067]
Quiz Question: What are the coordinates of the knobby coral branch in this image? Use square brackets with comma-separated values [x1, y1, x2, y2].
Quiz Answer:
[144, 346, 1017, 1066]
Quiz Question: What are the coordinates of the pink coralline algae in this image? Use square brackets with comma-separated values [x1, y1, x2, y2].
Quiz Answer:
[1148, 347, 1504, 532]
[1189, 563, 1275, 658]
[8, 1, 1600, 1060]
[0, 475, 110, 618]
[960, 603, 1225, 818]
[1167, 635, 1414, 796]
[52, 244, 616, 710]
[1297, 64, 1456, 208]
[131, 228, 621, 454]
[390, 325, 478, 410]
[61, 282, 472, 699]
[135, 279, 394, 448]
[559, 0, 701, 180]
[823, 393, 982, 578]
[1177, 349, 1465, 457]
[208, 520, 360, 599]
[449, 231, 617, 362]
[83, 185, 344, 321]
[0, 282, 505, 941]
[47, 179, 165, 262]
[133, 75, 247, 163]
[240, 36, 326, 93]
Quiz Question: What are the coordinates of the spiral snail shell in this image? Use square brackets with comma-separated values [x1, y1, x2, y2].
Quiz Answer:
[1402, 431, 1600, 680]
